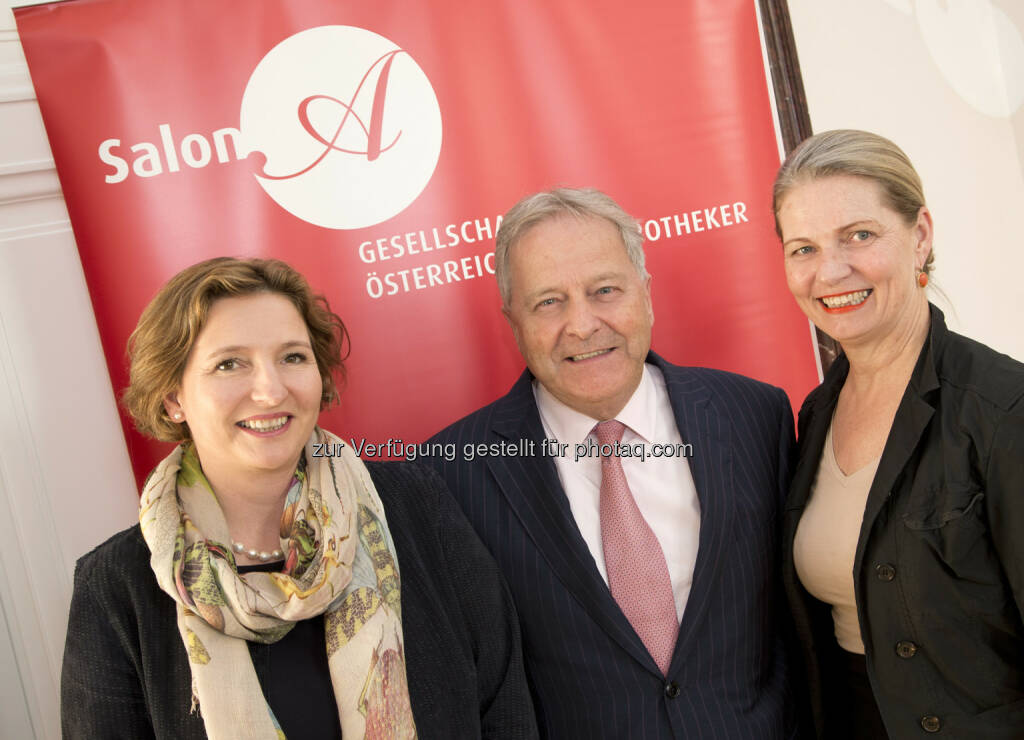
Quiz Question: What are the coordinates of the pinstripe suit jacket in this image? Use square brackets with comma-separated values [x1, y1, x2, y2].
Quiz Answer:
[426, 353, 799, 739]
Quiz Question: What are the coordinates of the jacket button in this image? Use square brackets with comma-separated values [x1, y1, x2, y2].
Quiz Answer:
[920, 715, 941, 733]
[664, 682, 680, 698]
[875, 563, 896, 581]
[896, 640, 918, 658]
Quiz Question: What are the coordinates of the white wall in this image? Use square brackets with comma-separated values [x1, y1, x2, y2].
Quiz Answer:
[0, 2, 139, 738]
[1, 1, 1022, 737]
[789, 0, 1024, 361]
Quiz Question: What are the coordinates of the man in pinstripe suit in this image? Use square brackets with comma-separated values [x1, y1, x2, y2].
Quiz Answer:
[427, 188, 798, 739]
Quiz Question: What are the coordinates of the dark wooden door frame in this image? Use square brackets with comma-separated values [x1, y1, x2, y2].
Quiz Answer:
[758, 0, 841, 373]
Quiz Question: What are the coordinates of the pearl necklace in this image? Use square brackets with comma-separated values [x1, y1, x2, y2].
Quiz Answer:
[232, 540, 284, 562]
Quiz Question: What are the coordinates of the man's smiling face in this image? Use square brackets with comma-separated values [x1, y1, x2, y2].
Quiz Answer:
[503, 214, 653, 421]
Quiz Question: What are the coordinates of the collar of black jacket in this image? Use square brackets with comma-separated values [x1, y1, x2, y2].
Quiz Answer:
[808, 302, 945, 413]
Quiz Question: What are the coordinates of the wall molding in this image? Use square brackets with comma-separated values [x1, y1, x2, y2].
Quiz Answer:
[0, 219, 70, 243]
[0, 64, 34, 103]
[0, 166, 60, 206]
[0, 300, 65, 740]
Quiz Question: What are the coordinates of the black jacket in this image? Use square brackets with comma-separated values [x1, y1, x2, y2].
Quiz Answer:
[61, 461, 538, 739]
[783, 305, 1024, 739]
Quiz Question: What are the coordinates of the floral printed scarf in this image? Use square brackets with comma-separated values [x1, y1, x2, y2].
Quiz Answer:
[139, 427, 416, 739]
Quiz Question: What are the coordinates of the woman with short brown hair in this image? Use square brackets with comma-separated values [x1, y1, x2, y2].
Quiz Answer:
[61, 257, 537, 739]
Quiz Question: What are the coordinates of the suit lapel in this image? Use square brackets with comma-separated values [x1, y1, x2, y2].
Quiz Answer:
[782, 332, 940, 599]
[654, 358, 737, 672]
[485, 372, 656, 671]
[786, 358, 847, 518]
[854, 339, 939, 577]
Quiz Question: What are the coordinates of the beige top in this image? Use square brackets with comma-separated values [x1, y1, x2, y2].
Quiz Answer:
[793, 419, 880, 654]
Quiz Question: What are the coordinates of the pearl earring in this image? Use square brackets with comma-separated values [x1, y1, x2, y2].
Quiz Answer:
[173, 412, 182, 420]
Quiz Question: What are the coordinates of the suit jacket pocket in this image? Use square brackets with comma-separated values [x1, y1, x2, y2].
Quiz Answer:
[902, 486, 1008, 617]
[902, 485, 984, 531]
[902, 485, 989, 580]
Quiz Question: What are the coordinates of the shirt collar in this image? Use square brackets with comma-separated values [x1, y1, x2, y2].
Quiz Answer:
[533, 364, 659, 443]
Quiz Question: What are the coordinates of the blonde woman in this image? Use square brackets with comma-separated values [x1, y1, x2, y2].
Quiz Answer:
[774, 130, 1024, 739]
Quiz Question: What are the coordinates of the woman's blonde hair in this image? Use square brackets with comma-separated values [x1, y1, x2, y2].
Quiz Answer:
[772, 129, 934, 273]
[123, 257, 348, 442]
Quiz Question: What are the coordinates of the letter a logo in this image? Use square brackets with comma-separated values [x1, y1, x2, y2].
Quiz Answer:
[240, 26, 442, 229]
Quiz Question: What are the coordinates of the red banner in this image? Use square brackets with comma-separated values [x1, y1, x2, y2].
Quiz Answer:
[16, 0, 819, 487]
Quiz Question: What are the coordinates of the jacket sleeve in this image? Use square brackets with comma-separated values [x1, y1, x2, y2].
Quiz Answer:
[776, 386, 797, 511]
[985, 398, 1024, 622]
[436, 475, 540, 739]
[772, 386, 807, 739]
[61, 558, 156, 740]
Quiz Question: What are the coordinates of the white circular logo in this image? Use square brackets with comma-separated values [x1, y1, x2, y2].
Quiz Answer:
[240, 26, 442, 230]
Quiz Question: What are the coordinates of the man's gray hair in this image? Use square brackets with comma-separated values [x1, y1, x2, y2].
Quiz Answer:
[495, 187, 647, 307]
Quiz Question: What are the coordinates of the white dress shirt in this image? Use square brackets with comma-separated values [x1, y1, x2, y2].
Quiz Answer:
[534, 363, 702, 621]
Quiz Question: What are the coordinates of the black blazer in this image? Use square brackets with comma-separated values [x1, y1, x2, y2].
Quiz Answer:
[782, 305, 1024, 738]
[61, 462, 538, 740]
[427, 353, 798, 739]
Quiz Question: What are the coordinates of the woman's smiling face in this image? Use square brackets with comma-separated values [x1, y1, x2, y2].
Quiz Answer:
[777, 175, 932, 348]
[164, 292, 323, 486]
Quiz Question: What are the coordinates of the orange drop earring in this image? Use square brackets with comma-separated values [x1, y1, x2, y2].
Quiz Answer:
[917, 271, 929, 288]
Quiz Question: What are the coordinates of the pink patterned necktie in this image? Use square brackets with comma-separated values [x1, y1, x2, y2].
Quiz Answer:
[595, 419, 679, 675]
